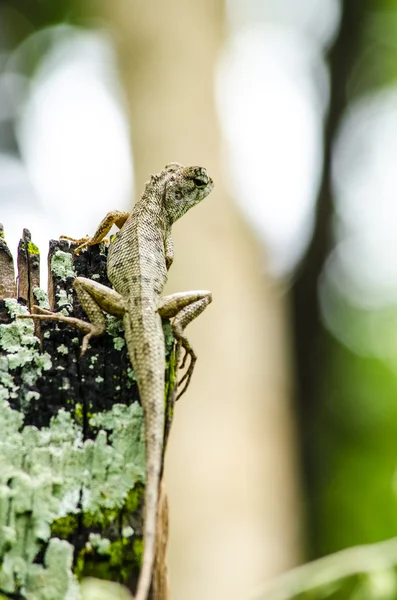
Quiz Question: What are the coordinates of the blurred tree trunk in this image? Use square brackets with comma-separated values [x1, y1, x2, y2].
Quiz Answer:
[291, 0, 371, 558]
[95, 1, 303, 599]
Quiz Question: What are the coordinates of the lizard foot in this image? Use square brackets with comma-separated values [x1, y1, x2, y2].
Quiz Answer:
[60, 234, 90, 245]
[17, 306, 103, 355]
[60, 235, 108, 255]
[59, 235, 94, 255]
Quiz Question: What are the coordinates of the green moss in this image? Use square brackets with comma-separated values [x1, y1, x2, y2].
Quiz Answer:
[74, 547, 94, 580]
[132, 539, 144, 568]
[164, 341, 178, 403]
[74, 402, 83, 425]
[27, 241, 40, 255]
[75, 537, 137, 584]
[51, 514, 79, 539]
[82, 507, 119, 530]
[75, 550, 113, 582]
[162, 320, 174, 354]
[124, 485, 144, 514]
[108, 538, 137, 580]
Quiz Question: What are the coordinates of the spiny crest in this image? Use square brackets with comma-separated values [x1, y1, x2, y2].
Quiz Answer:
[148, 163, 182, 188]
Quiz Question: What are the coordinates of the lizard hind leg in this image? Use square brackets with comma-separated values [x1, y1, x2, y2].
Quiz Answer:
[18, 277, 126, 356]
[17, 305, 103, 356]
[157, 290, 212, 398]
[61, 210, 130, 254]
[72, 277, 126, 352]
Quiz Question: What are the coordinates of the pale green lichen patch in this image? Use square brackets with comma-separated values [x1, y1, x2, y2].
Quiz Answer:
[0, 399, 145, 596]
[0, 299, 52, 398]
[22, 539, 80, 600]
[58, 377, 71, 392]
[87, 534, 111, 555]
[56, 290, 74, 315]
[126, 367, 136, 384]
[0, 370, 145, 600]
[89, 404, 145, 483]
[105, 315, 124, 338]
[33, 288, 50, 310]
[51, 250, 75, 280]
[113, 337, 125, 351]
[121, 526, 133, 538]
[57, 345, 69, 355]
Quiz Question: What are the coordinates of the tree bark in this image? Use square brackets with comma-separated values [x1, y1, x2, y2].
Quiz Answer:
[0, 227, 176, 599]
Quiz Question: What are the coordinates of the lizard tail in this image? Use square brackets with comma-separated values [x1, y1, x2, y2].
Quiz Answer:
[134, 461, 161, 600]
[123, 311, 165, 600]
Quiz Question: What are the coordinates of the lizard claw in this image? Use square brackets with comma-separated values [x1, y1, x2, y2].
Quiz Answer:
[176, 348, 197, 400]
[179, 347, 189, 370]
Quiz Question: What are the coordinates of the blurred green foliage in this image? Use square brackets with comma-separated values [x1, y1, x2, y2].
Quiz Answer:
[296, 0, 397, 566]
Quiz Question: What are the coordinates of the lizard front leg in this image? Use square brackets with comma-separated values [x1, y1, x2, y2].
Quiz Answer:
[61, 210, 130, 254]
[157, 290, 212, 398]
[18, 277, 126, 354]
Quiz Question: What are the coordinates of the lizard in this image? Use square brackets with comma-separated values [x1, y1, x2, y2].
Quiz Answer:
[19, 162, 214, 600]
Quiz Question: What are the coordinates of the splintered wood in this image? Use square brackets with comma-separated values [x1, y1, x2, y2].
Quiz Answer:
[0, 223, 16, 298]
[0, 225, 173, 600]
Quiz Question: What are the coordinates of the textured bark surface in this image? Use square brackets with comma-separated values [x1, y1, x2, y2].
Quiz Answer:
[0, 227, 174, 599]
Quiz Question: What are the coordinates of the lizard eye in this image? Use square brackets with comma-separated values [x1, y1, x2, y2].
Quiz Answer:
[193, 176, 208, 188]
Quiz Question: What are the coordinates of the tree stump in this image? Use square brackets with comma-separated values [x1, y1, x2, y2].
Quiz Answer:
[0, 226, 177, 600]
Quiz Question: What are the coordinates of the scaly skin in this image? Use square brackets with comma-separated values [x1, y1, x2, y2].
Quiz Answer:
[19, 163, 214, 600]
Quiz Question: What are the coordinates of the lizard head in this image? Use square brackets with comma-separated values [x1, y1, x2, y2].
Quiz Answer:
[162, 163, 214, 224]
